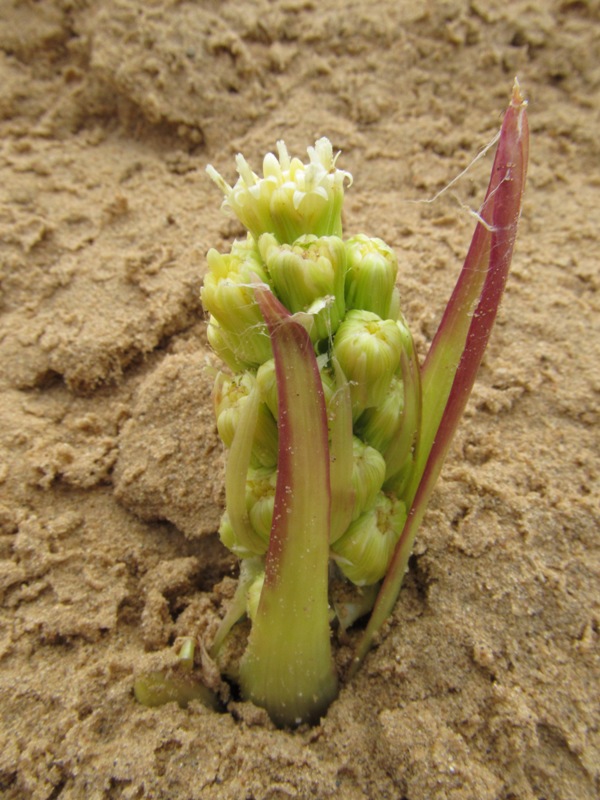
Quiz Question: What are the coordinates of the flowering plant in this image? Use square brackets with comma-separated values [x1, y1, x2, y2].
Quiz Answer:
[136, 82, 528, 728]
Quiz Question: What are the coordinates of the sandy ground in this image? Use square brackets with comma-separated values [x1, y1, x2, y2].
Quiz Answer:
[0, 1, 599, 798]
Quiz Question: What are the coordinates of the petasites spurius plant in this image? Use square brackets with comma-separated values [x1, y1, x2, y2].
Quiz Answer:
[135, 81, 529, 727]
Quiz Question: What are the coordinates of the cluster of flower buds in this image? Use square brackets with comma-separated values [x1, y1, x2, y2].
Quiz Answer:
[138, 85, 527, 725]
[203, 137, 421, 611]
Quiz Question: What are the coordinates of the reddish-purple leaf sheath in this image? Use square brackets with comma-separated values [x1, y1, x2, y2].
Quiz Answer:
[253, 285, 331, 585]
[351, 83, 529, 672]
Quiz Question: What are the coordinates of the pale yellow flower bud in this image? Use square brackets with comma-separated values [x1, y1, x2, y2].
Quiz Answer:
[219, 512, 267, 558]
[207, 319, 254, 373]
[207, 138, 352, 244]
[201, 237, 272, 369]
[331, 494, 407, 587]
[344, 234, 398, 319]
[245, 466, 277, 541]
[259, 233, 347, 343]
[350, 436, 386, 521]
[332, 310, 404, 418]
[356, 375, 404, 454]
[214, 373, 278, 468]
[256, 358, 278, 419]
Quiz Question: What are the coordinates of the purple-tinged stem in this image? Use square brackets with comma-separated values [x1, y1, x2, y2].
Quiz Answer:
[239, 285, 338, 726]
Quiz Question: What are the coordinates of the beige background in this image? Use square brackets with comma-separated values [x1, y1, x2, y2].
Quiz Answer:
[0, 1, 598, 798]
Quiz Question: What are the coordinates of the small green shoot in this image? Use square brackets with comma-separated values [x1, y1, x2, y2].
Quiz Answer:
[133, 638, 220, 710]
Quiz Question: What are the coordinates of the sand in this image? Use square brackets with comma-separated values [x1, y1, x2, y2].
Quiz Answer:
[0, 1, 598, 798]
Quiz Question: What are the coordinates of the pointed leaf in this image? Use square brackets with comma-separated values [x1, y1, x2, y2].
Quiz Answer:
[239, 284, 338, 726]
[351, 81, 529, 673]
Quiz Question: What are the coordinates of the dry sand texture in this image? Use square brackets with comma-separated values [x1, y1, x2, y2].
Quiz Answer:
[0, 1, 599, 798]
